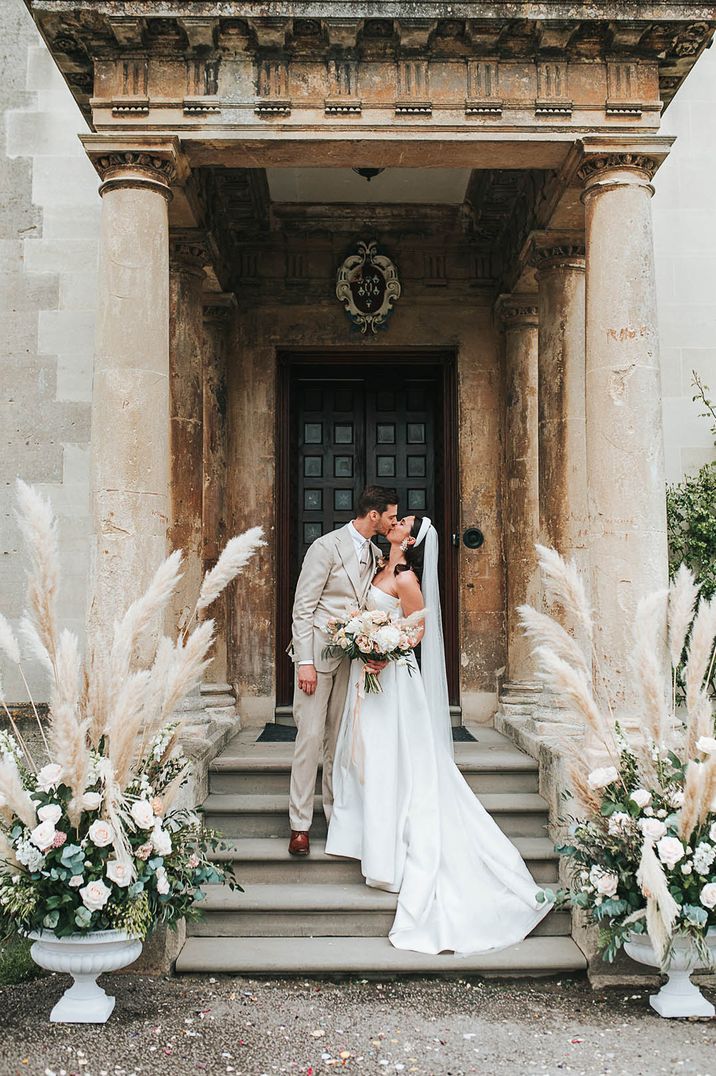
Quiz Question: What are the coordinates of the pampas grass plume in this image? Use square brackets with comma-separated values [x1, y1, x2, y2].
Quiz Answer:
[15, 479, 59, 667]
[0, 756, 37, 829]
[535, 544, 592, 640]
[518, 604, 590, 677]
[110, 550, 184, 684]
[197, 527, 266, 612]
[684, 595, 716, 715]
[631, 590, 670, 747]
[668, 564, 700, 670]
[0, 614, 21, 666]
[533, 646, 617, 761]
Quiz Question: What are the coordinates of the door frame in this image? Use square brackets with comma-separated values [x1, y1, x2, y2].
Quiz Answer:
[276, 348, 460, 709]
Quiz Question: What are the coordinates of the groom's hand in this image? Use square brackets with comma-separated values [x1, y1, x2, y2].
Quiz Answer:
[298, 664, 318, 695]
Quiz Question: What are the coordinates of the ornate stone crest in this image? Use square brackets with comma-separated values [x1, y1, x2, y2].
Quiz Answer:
[336, 241, 401, 333]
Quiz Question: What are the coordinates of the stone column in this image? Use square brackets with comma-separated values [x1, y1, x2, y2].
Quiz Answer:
[496, 295, 541, 696]
[202, 296, 234, 685]
[534, 243, 588, 561]
[169, 232, 206, 632]
[82, 138, 178, 632]
[578, 150, 669, 715]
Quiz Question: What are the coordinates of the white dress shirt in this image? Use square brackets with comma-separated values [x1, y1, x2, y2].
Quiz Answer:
[298, 522, 371, 667]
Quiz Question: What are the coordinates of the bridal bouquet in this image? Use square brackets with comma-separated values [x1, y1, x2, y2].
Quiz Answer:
[323, 608, 424, 693]
[520, 549, 716, 969]
[0, 481, 266, 940]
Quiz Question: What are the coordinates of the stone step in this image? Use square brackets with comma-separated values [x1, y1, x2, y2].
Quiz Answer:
[209, 746, 539, 795]
[203, 792, 550, 839]
[209, 836, 559, 884]
[187, 883, 570, 939]
[176, 935, 587, 977]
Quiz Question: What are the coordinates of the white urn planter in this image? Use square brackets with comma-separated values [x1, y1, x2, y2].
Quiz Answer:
[28, 929, 142, 1023]
[624, 929, 716, 1019]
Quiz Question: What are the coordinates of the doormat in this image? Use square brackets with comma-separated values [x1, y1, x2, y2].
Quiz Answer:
[256, 724, 476, 743]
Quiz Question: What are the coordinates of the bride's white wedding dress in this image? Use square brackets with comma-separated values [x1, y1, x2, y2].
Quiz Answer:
[325, 584, 552, 956]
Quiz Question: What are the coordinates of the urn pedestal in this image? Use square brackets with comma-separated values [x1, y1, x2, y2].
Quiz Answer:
[624, 930, 716, 1019]
[29, 930, 142, 1023]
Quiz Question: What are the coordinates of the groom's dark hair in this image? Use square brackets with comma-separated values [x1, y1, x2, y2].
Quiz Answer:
[356, 486, 398, 517]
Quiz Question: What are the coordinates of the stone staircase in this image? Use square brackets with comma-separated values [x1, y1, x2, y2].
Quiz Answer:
[176, 725, 586, 976]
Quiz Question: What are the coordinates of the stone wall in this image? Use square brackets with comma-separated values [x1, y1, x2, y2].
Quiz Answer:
[653, 43, 716, 483]
[1, 1, 97, 700]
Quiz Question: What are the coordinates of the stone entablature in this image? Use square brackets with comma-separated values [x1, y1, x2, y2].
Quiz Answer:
[25, 3, 716, 126]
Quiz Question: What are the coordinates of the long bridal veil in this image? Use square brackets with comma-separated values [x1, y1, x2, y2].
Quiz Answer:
[417, 521, 454, 759]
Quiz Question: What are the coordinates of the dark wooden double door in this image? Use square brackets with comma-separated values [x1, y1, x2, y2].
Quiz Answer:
[277, 354, 459, 708]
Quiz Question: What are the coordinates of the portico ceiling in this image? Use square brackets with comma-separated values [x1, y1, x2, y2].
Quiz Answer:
[265, 167, 472, 205]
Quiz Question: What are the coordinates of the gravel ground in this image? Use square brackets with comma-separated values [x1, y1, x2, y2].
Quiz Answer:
[0, 973, 714, 1076]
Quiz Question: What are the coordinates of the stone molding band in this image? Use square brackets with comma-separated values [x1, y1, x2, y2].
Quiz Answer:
[170, 235, 208, 276]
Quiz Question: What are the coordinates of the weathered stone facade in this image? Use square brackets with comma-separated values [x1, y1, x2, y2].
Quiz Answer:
[2, 0, 716, 728]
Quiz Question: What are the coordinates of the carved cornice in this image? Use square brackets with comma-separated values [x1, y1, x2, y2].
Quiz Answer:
[576, 152, 659, 186]
[495, 294, 539, 329]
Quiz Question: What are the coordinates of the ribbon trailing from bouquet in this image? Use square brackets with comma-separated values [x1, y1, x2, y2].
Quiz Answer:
[350, 664, 367, 784]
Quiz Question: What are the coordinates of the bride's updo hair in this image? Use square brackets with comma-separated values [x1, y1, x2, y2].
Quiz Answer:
[395, 516, 425, 583]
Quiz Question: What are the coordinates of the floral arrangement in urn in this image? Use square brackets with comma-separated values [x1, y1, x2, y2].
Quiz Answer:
[520, 550, 716, 1017]
[0, 482, 265, 1019]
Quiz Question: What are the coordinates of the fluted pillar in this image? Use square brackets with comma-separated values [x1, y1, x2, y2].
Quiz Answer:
[534, 243, 588, 563]
[578, 149, 669, 714]
[82, 137, 178, 632]
[496, 295, 541, 693]
[202, 295, 234, 684]
[169, 232, 207, 631]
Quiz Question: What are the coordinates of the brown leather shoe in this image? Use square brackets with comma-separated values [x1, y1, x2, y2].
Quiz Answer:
[288, 830, 310, 857]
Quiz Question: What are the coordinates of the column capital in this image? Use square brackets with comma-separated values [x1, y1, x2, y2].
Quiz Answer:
[202, 292, 237, 327]
[573, 136, 674, 201]
[170, 229, 208, 278]
[531, 234, 585, 274]
[495, 293, 538, 329]
[81, 135, 184, 200]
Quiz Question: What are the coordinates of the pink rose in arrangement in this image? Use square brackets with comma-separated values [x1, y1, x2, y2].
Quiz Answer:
[135, 842, 153, 861]
[52, 831, 67, 849]
[188, 853, 200, 869]
[151, 797, 165, 817]
[355, 634, 371, 652]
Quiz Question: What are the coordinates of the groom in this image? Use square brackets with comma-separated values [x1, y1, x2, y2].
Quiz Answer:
[288, 485, 399, 856]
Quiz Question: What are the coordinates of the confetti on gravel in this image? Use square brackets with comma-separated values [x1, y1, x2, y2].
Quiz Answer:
[0, 973, 714, 1076]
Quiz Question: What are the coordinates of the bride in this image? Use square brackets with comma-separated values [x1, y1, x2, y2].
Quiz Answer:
[325, 514, 553, 955]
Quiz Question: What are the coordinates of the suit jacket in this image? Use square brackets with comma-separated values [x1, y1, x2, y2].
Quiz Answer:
[291, 524, 381, 673]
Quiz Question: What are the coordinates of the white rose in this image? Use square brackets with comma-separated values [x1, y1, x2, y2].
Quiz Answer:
[81, 791, 102, 811]
[151, 824, 172, 857]
[681, 861, 693, 876]
[29, 819, 56, 850]
[589, 866, 619, 897]
[79, 879, 111, 912]
[373, 625, 402, 653]
[155, 867, 170, 896]
[36, 763, 63, 792]
[88, 819, 114, 848]
[345, 617, 363, 635]
[607, 812, 631, 836]
[630, 789, 652, 809]
[700, 882, 716, 910]
[130, 799, 155, 830]
[695, 736, 716, 755]
[669, 790, 685, 809]
[639, 818, 667, 842]
[657, 836, 686, 869]
[106, 860, 132, 888]
[37, 803, 62, 826]
[69, 874, 84, 888]
[587, 767, 619, 790]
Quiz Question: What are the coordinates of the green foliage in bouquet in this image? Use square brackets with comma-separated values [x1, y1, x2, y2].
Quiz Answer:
[0, 482, 265, 940]
[520, 550, 716, 970]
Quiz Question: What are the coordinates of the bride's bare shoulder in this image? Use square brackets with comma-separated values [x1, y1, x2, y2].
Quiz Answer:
[395, 568, 422, 595]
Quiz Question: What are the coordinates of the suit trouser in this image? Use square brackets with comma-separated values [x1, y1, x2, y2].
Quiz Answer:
[289, 659, 351, 832]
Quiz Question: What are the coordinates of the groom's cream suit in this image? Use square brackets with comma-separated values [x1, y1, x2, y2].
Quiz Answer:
[289, 523, 379, 831]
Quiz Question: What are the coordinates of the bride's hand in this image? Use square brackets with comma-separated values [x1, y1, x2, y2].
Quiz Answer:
[365, 659, 387, 674]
